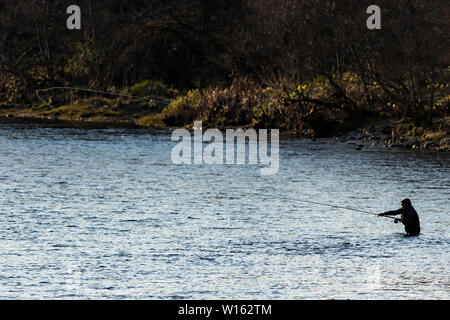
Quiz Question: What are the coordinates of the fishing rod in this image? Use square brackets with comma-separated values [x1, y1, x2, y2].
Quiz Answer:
[36, 87, 171, 105]
[248, 193, 396, 219]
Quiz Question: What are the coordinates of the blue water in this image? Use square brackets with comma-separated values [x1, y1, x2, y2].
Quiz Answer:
[0, 122, 449, 299]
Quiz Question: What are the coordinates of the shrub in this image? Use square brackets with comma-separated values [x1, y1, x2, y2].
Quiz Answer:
[130, 80, 169, 98]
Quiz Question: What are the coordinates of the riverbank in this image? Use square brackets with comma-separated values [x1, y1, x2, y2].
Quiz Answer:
[1, 105, 448, 152]
[337, 117, 450, 152]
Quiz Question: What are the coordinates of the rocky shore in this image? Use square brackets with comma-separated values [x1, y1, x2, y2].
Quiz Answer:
[1, 108, 449, 153]
[339, 124, 450, 152]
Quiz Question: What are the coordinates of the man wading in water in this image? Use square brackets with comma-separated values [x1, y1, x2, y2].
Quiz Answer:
[379, 199, 421, 236]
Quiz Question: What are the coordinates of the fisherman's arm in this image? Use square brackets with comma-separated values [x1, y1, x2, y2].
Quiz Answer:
[378, 208, 403, 216]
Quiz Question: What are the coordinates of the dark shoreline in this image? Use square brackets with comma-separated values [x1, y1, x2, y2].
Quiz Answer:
[0, 115, 142, 130]
[1, 114, 448, 153]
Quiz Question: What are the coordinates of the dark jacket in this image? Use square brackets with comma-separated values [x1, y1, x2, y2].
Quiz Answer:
[384, 205, 420, 235]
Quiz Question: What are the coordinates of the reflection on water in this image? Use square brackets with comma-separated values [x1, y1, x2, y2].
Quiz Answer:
[0, 122, 449, 299]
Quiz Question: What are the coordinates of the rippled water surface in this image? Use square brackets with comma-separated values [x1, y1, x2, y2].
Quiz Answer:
[0, 122, 449, 299]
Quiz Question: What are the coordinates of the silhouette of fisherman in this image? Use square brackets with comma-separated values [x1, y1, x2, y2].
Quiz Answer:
[378, 199, 420, 236]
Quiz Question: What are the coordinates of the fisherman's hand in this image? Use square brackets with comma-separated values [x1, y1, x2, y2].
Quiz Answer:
[394, 218, 399, 224]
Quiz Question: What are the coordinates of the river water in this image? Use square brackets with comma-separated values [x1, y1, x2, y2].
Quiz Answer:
[0, 122, 448, 299]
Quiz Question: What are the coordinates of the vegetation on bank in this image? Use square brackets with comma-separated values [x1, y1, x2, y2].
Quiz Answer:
[1, 75, 448, 151]
[0, 1, 449, 150]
